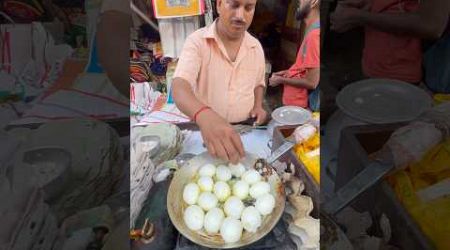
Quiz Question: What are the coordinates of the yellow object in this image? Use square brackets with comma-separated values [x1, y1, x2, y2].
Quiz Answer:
[388, 138, 450, 250]
[294, 133, 320, 184]
[433, 94, 450, 105]
[312, 112, 320, 120]
[152, 0, 203, 18]
[153, 42, 164, 57]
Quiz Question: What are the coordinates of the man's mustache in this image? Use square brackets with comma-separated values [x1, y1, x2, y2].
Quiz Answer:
[231, 19, 247, 26]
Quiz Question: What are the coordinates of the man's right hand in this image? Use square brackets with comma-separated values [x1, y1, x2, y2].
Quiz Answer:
[196, 109, 245, 164]
[272, 70, 288, 77]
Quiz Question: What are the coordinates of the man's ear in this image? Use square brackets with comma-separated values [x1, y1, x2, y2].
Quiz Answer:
[216, 0, 223, 15]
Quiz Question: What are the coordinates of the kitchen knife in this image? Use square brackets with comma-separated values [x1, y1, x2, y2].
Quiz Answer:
[322, 151, 394, 215]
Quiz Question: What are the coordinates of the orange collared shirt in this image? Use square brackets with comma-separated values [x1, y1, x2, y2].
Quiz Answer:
[173, 20, 266, 123]
[283, 25, 320, 108]
[363, 0, 422, 83]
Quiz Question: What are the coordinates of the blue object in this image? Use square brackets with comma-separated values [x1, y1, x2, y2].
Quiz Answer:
[424, 33, 450, 93]
[167, 84, 174, 104]
[85, 36, 105, 73]
[302, 21, 321, 111]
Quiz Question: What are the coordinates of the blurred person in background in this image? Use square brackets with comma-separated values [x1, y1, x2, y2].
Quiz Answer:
[268, 0, 320, 110]
[331, 0, 450, 89]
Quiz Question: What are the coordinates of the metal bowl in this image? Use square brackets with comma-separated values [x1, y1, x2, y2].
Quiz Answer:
[167, 152, 285, 249]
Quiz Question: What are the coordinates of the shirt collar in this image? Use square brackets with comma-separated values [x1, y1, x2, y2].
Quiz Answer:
[203, 19, 258, 49]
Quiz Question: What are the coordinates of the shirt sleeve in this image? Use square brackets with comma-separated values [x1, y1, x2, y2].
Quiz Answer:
[173, 35, 202, 89]
[255, 44, 267, 88]
[302, 30, 320, 69]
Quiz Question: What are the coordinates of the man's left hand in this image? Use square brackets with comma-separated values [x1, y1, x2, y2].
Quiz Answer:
[250, 106, 268, 126]
[269, 75, 284, 87]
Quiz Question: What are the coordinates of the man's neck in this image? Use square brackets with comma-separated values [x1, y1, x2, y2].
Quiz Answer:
[304, 9, 320, 28]
[216, 18, 244, 46]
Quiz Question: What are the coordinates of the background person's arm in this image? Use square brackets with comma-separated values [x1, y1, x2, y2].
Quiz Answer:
[331, 0, 449, 39]
[269, 68, 320, 89]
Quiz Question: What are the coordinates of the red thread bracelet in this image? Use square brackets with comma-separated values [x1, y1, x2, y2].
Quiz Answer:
[193, 106, 211, 122]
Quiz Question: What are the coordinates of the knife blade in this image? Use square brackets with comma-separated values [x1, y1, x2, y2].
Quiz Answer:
[266, 139, 296, 165]
[322, 157, 394, 215]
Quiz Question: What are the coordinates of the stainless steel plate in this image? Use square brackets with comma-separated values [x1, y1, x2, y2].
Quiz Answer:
[336, 79, 432, 124]
[271, 106, 312, 126]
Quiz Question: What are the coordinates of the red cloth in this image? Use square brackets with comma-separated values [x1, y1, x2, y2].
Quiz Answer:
[363, 0, 422, 83]
[282, 26, 320, 107]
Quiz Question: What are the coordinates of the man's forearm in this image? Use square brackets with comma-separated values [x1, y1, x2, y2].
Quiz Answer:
[172, 78, 208, 119]
[253, 86, 265, 108]
[356, 0, 447, 39]
[281, 77, 317, 89]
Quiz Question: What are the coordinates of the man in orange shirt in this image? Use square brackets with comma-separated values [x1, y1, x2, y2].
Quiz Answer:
[330, 0, 449, 85]
[269, 0, 320, 109]
[172, 0, 267, 164]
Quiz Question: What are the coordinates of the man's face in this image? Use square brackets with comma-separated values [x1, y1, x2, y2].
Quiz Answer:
[296, 0, 312, 21]
[217, 0, 257, 39]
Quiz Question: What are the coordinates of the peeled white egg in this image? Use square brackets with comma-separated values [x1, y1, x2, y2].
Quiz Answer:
[232, 180, 249, 200]
[220, 217, 243, 243]
[197, 176, 214, 192]
[249, 181, 270, 199]
[216, 165, 232, 182]
[183, 182, 200, 205]
[224, 196, 244, 219]
[214, 181, 231, 202]
[184, 205, 204, 231]
[242, 169, 261, 185]
[199, 164, 216, 177]
[198, 192, 218, 211]
[228, 163, 246, 177]
[241, 206, 262, 233]
[203, 207, 225, 234]
[255, 194, 275, 215]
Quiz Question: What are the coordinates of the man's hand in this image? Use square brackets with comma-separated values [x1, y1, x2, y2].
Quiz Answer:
[269, 75, 284, 87]
[250, 106, 268, 126]
[196, 109, 245, 164]
[272, 70, 288, 77]
[331, 4, 365, 33]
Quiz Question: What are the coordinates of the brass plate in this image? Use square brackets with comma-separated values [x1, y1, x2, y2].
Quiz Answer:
[167, 152, 285, 248]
